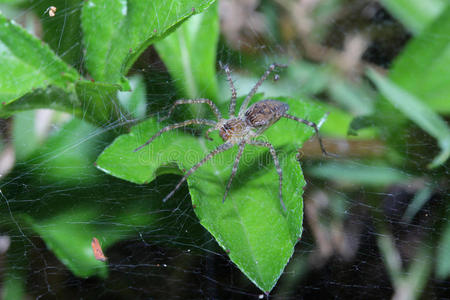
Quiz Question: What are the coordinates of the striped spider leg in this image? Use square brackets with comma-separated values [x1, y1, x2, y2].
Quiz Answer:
[134, 63, 329, 211]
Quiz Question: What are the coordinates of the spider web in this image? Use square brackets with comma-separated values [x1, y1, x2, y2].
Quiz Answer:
[0, 0, 449, 299]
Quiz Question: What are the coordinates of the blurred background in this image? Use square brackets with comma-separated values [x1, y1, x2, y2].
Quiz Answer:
[0, 0, 449, 299]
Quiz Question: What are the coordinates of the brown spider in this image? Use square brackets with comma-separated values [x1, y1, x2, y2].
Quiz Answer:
[134, 63, 329, 211]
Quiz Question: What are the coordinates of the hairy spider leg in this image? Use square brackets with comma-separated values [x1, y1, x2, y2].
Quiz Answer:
[239, 63, 288, 116]
[222, 141, 246, 203]
[162, 98, 222, 121]
[133, 119, 217, 152]
[249, 140, 285, 211]
[162, 143, 234, 202]
[221, 64, 238, 117]
[282, 113, 329, 156]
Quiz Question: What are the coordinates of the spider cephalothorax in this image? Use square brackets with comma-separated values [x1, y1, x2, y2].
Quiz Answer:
[218, 118, 248, 142]
[134, 63, 329, 211]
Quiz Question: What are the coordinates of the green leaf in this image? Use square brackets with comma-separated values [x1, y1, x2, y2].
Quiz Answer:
[155, 1, 219, 100]
[437, 220, 450, 279]
[368, 69, 450, 168]
[379, 0, 446, 34]
[30, 118, 104, 184]
[117, 74, 147, 119]
[401, 186, 433, 223]
[378, 232, 432, 299]
[1, 80, 123, 127]
[289, 62, 330, 96]
[308, 161, 410, 186]
[24, 210, 109, 278]
[0, 13, 78, 103]
[0, 0, 25, 3]
[81, 0, 216, 84]
[96, 96, 328, 291]
[1, 245, 26, 300]
[347, 115, 377, 136]
[318, 102, 375, 138]
[1, 272, 25, 300]
[328, 79, 375, 116]
[12, 111, 41, 161]
[389, 4, 450, 113]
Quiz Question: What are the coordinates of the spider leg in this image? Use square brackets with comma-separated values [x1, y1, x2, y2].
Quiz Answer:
[220, 63, 238, 117]
[238, 63, 287, 116]
[133, 119, 216, 152]
[282, 113, 331, 156]
[223, 141, 246, 203]
[162, 99, 222, 121]
[162, 143, 234, 202]
[249, 140, 286, 211]
[205, 127, 217, 141]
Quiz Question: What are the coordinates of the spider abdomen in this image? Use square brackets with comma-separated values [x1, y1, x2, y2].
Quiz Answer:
[244, 100, 289, 128]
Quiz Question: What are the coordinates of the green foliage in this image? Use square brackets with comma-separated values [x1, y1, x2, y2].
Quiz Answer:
[0, 0, 216, 125]
[12, 111, 41, 161]
[309, 161, 410, 186]
[401, 186, 434, 223]
[380, 0, 446, 34]
[1, 81, 123, 126]
[0, 0, 448, 297]
[81, 0, 215, 85]
[24, 210, 110, 278]
[354, 4, 450, 168]
[1, 269, 26, 300]
[21, 180, 177, 279]
[437, 221, 450, 279]
[117, 74, 147, 119]
[378, 233, 432, 300]
[8, 174, 199, 279]
[388, 4, 450, 114]
[29, 119, 101, 183]
[155, 1, 219, 100]
[368, 69, 450, 168]
[0, 14, 78, 103]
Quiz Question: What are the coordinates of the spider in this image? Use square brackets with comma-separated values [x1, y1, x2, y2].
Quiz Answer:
[134, 63, 329, 211]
